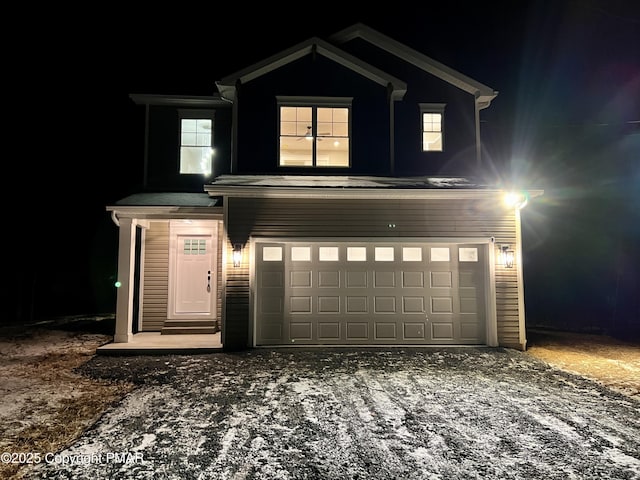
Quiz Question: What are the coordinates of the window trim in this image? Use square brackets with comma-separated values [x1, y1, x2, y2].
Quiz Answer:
[178, 109, 215, 175]
[419, 103, 446, 152]
[277, 96, 352, 168]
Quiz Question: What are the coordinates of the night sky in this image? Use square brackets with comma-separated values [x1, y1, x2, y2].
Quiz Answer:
[12, 1, 639, 338]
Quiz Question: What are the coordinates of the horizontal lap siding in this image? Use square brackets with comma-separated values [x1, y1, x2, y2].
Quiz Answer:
[141, 221, 169, 331]
[227, 197, 521, 349]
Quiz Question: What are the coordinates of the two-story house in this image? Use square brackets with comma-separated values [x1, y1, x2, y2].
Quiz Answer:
[105, 23, 542, 353]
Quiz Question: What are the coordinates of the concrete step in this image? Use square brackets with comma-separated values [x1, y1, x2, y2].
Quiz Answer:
[161, 326, 218, 335]
[161, 320, 218, 335]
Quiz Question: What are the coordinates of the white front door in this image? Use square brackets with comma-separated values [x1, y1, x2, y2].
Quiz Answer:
[168, 221, 218, 319]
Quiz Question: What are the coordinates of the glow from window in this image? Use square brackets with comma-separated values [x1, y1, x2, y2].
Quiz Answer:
[279, 105, 349, 167]
[180, 118, 212, 174]
[422, 113, 442, 151]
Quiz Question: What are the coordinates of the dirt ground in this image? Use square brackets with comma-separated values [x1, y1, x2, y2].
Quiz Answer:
[525, 328, 640, 399]
[0, 326, 638, 479]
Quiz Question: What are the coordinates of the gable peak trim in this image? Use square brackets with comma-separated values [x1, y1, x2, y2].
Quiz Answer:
[330, 23, 498, 107]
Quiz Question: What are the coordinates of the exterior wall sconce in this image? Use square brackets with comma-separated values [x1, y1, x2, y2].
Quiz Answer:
[233, 244, 242, 268]
[500, 245, 514, 268]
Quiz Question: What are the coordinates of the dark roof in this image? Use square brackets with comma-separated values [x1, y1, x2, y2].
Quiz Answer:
[206, 175, 485, 189]
[113, 192, 219, 207]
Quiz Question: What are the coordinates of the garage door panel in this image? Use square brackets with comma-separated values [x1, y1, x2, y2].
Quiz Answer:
[430, 271, 452, 288]
[346, 296, 368, 313]
[404, 322, 426, 339]
[318, 270, 340, 287]
[290, 322, 312, 340]
[460, 322, 481, 339]
[261, 271, 284, 288]
[374, 271, 396, 287]
[290, 271, 312, 287]
[318, 322, 340, 339]
[318, 296, 340, 313]
[374, 296, 396, 313]
[403, 296, 425, 313]
[403, 271, 424, 288]
[290, 296, 312, 313]
[261, 323, 283, 342]
[346, 322, 368, 340]
[375, 322, 397, 340]
[260, 297, 283, 314]
[431, 296, 454, 313]
[431, 322, 454, 340]
[346, 271, 368, 288]
[255, 241, 487, 346]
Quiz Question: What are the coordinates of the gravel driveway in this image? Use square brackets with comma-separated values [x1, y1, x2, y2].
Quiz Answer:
[26, 347, 640, 479]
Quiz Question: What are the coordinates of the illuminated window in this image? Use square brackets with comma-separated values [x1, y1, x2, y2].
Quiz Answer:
[420, 103, 445, 152]
[180, 111, 213, 175]
[278, 98, 351, 167]
[183, 239, 206, 255]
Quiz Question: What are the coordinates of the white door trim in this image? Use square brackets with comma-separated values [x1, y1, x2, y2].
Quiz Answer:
[168, 220, 218, 320]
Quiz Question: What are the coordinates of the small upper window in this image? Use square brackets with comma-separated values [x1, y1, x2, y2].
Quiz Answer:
[179, 110, 214, 175]
[420, 103, 446, 152]
[278, 98, 351, 168]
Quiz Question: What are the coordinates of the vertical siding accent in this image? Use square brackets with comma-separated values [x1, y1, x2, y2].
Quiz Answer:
[216, 221, 224, 331]
[227, 196, 522, 349]
[141, 221, 169, 331]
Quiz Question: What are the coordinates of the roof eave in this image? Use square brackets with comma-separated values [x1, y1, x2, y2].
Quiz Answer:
[330, 23, 498, 105]
[215, 37, 407, 102]
[129, 94, 230, 107]
[202, 185, 538, 200]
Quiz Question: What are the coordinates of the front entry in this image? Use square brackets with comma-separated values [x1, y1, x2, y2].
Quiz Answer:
[164, 220, 218, 334]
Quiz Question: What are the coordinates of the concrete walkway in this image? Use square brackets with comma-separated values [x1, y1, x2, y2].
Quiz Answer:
[97, 332, 223, 355]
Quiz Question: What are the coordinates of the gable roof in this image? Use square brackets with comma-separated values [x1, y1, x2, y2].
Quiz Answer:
[330, 23, 498, 109]
[215, 36, 407, 102]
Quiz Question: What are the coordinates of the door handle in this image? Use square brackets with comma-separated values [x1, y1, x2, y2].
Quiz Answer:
[207, 270, 211, 293]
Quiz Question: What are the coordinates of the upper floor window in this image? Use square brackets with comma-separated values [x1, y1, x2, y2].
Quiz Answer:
[278, 98, 351, 168]
[420, 103, 446, 152]
[179, 110, 214, 175]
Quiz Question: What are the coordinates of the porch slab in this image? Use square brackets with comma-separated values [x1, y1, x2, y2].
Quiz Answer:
[97, 332, 223, 355]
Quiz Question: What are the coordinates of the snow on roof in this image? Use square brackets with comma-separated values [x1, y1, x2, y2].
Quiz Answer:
[114, 192, 219, 207]
[207, 175, 485, 189]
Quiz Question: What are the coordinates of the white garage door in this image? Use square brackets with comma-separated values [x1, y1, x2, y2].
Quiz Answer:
[255, 240, 487, 346]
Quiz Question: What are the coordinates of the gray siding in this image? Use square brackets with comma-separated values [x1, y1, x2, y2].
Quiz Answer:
[141, 221, 169, 331]
[226, 197, 522, 349]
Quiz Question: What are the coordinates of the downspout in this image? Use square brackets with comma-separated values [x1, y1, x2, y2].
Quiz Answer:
[143, 103, 150, 188]
[475, 92, 497, 170]
[231, 80, 240, 174]
[388, 82, 395, 175]
[515, 207, 527, 350]
[474, 97, 482, 168]
[215, 81, 237, 174]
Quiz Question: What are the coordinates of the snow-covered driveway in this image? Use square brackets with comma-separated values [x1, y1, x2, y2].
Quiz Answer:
[28, 347, 640, 479]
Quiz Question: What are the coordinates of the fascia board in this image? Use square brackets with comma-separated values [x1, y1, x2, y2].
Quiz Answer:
[331, 23, 498, 104]
[202, 186, 517, 200]
[216, 37, 407, 99]
[106, 206, 224, 219]
[128, 94, 229, 107]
